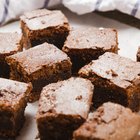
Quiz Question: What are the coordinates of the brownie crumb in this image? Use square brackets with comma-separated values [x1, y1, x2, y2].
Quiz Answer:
[75, 95, 83, 100]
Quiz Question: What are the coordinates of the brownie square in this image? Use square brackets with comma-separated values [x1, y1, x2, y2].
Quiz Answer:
[62, 27, 118, 73]
[0, 32, 22, 78]
[79, 52, 140, 111]
[0, 78, 32, 138]
[73, 102, 140, 140]
[20, 9, 70, 49]
[36, 77, 94, 140]
[137, 47, 140, 61]
[6, 42, 72, 102]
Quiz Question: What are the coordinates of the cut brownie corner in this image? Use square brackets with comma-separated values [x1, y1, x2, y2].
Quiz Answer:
[20, 9, 70, 49]
[36, 77, 94, 140]
[63, 27, 118, 74]
[0, 78, 32, 138]
[78, 52, 140, 111]
[73, 102, 140, 140]
[0, 32, 22, 78]
[6, 42, 72, 102]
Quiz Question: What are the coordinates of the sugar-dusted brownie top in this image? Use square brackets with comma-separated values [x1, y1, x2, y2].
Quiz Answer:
[6, 42, 71, 75]
[79, 52, 140, 89]
[0, 32, 22, 57]
[20, 9, 69, 30]
[137, 47, 140, 61]
[73, 102, 140, 140]
[0, 78, 32, 108]
[37, 77, 94, 119]
[63, 27, 118, 51]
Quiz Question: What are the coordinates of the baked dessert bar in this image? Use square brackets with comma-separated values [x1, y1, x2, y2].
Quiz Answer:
[73, 102, 140, 140]
[0, 78, 32, 138]
[79, 52, 140, 111]
[36, 77, 94, 140]
[0, 33, 22, 78]
[62, 27, 118, 73]
[20, 9, 70, 49]
[6, 42, 72, 101]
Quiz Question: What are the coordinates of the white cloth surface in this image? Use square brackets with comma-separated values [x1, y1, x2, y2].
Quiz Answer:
[0, 0, 140, 25]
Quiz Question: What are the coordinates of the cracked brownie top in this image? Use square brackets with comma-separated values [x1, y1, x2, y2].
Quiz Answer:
[20, 9, 69, 30]
[0, 33, 22, 57]
[0, 78, 32, 108]
[73, 102, 140, 140]
[79, 52, 140, 88]
[6, 42, 71, 75]
[37, 77, 94, 119]
[63, 27, 118, 51]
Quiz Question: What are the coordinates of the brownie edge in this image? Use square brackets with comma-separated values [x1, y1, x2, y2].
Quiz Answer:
[36, 77, 94, 140]
[62, 27, 118, 73]
[73, 102, 140, 140]
[20, 9, 70, 49]
[79, 52, 140, 111]
[6, 42, 72, 102]
[137, 47, 140, 61]
[0, 78, 32, 138]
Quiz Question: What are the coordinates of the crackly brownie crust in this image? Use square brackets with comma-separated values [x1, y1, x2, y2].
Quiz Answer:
[20, 9, 70, 49]
[36, 77, 94, 140]
[73, 102, 140, 140]
[63, 27, 118, 73]
[79, 52, 140, 111]
[0, 33, 22, 78]
[0, 78, 32, 138]
[6, 42, 72, 102]
[136, 47, 140, 61]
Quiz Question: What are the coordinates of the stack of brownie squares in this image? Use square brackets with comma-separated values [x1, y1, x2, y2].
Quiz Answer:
[0, 9, 72, 138]
[0, 8, 140, 140]
[62, 27, 118, 73]
[6, 9, 72, 102]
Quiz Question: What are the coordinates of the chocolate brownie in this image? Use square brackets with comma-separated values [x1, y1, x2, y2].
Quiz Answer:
[36, 77, 94, 140]
[0, 78, 32, 138]
[62, 27, 118, 73]
[73, 102, 140, 140]
[6, 42, 72, 102]
[20, 9, 70, 49]
[79, 52, 140, 111]
[0, 32, 22, 78]
[137, 47, 140, 61]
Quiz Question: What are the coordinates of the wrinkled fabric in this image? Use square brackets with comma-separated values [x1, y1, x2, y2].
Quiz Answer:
[0, 0, 140, 25]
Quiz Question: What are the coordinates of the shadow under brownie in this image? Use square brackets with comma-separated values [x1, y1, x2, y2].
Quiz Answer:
[136, 46, 140, 61]
[79, 52, 140, 111]
[6, 42, 72, 102]
[73, 102, 140, 140]
[0, 32, 22, 78]
[20, 9, 70, 49]
[96, 10, 140, 29]
[0, 78, 32, 138]
[36, 77, 94, 140]
[62, 27, 118, 74]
